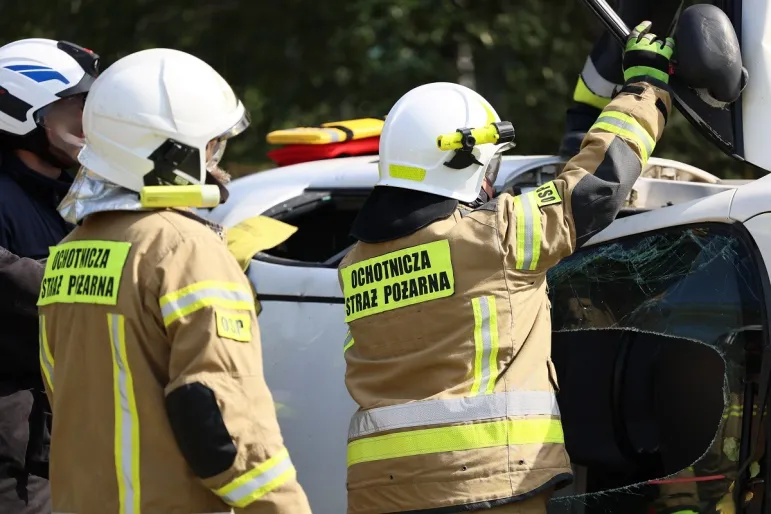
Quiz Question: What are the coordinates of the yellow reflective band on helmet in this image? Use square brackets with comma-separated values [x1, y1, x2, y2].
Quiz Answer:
[214, 448, 296, 508]
[139, 185, 220, 209]
[341, 240, 455, 322]
[592, 111, 655, 163]
[108, 313, 140, 514]
[38, 240, 132, 307]
[38, 314, 54, 393]
[343, 330, 354, 353]
[513, 193, 542, 271]
[573, 76, 612, 110]
[159, 280, 255, 327]
[470, 296, 499, 396]
[347, 418, 564, 467]
[388, 164, 426, 182]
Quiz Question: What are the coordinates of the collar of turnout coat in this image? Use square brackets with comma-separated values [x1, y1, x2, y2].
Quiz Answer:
[350, 186, 460, 243]
[57, 167, 225, 239]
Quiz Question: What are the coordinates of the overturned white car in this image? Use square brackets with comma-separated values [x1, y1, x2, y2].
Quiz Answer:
[207, 152, 770, 513]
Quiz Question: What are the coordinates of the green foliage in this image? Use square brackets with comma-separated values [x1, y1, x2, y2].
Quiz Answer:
[2, 0, 759, 179]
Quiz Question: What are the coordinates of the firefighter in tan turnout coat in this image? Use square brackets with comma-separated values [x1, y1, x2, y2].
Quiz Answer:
[339, 22, 675, 514]
[36, 49, 311, 513]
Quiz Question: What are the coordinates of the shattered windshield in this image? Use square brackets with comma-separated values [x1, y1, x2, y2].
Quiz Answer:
[545, 223, 765, 514]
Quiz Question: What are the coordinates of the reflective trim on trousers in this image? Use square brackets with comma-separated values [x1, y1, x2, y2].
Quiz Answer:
[580, 56, 618, 98]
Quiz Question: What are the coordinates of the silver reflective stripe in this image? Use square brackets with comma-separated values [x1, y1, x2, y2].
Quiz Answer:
[520, 193, 536, 270]
[581, 56, 618, 98]
[343, 331, 353, 351]
[220, 455, 294, 505]
[109, 314, 138, 514]
[160, 287, 253, 319]
[348, 390, 560, 439]
[473, 296, 495, 394]
[595, 115, 654, 158]
[38, 315, 54, 388]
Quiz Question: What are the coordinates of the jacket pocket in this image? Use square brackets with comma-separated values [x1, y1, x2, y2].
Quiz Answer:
[547, 358, 560, 393]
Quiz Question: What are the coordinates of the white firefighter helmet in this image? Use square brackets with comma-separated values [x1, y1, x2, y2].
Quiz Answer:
[0, 38, 97, 137]
[78, 48, 249, 194]
[377, 82, 514, 202]
[0, 39, 99, 168]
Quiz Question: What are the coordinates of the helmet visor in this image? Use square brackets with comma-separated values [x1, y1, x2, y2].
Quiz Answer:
[204, 109, 251, 185]
[217, 108, 251, 141]
[484, 141, 516, 185]
[35, 94, 86, 164]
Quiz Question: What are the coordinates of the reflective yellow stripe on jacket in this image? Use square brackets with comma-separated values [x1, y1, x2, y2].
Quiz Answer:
[347, 391, 563, 466]
[213, 448, 297, 508]
[343, 330, 354, 353]
[108, 313, 140, 514]
[38, 315, 55, 393]
[347, 296, 563, 468]
[470, 296, 499, 395]
[159, 280, 255, 326]
[592, 110, 656, 164]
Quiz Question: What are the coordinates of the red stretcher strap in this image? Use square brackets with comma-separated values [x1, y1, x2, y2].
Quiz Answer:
[267, 136, 380, 167]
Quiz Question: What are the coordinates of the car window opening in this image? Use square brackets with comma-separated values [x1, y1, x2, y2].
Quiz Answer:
[259, 191, 368, 267]
[545, 223, 766, 513]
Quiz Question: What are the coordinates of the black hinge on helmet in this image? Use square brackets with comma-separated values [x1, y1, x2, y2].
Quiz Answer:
[57, 41, 100, 77]
[145, 139, 201, 187]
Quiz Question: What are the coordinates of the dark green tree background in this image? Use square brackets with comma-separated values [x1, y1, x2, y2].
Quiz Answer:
[2, 0, 760, 178]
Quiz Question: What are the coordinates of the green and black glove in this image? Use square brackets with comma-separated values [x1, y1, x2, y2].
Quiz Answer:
[622, 21, 675, 86]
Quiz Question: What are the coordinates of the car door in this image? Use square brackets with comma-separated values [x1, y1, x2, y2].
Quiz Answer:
[545, 221, 769, 514]
[245, 188, 369, 514]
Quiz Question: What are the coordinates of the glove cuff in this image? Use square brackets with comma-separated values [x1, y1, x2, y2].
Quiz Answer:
[623, 75, 671, 92]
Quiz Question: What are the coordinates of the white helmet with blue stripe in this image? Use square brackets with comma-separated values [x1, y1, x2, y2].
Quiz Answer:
[0, 38, 98, 136]
[0, 38, 99, 168]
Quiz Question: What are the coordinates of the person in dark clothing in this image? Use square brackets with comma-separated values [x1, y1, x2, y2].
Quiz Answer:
[0, 38, 99, 513]
[0, 151, 74, 258]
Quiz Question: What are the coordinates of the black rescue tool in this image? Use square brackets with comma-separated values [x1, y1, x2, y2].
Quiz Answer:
[581, 0, 749, 163]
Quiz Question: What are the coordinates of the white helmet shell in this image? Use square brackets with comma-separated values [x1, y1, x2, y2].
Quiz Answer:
[0, 38, 95, 136]
[78, 48, 248, 193]
[377, 82, 502, 202]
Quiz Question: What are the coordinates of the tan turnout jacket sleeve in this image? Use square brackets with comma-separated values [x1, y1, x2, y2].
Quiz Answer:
[498, 81, 672, 272]
[157, 234, 311, 513]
